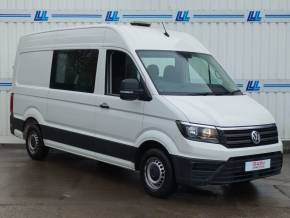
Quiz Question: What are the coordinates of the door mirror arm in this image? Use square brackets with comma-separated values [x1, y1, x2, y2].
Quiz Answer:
[120, 78, 151, 101]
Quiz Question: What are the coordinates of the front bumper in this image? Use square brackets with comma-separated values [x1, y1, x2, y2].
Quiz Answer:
[172, 151, 283, 186]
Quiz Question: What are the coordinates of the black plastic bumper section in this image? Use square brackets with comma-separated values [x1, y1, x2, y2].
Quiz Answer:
[10, 114, 24, 135]
[172, 151, 283, 186]
[10, 113, 16, 134]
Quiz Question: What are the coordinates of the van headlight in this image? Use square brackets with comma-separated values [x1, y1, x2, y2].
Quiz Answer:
[176, 121, 219, 143]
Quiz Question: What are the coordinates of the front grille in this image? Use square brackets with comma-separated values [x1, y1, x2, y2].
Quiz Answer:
[211, 152, 283, 184]
[218, 124, 278, 148]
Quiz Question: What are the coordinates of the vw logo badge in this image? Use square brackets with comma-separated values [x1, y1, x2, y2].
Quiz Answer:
[251, 131, 261, 144]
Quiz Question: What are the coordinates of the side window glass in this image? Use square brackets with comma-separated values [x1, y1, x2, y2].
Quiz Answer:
[50, 50, 98, 93]
[106, 50, 140, 95]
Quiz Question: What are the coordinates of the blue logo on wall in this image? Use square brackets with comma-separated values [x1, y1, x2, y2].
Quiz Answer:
[247, 11, 262, 22]
[246, 80, 261, 91]
[34, 10, 48, 21]
[176, 11, 190, 22]
[105, 11, 120, 21]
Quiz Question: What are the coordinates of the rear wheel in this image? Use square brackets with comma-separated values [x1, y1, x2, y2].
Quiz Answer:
[25, 123, 49, 160]
[140, 149, 176, 198]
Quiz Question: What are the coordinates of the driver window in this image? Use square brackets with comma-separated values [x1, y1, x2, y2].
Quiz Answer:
[106, 50, 140, 95]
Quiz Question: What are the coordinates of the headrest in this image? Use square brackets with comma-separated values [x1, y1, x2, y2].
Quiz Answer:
[147, 64, 159, 79]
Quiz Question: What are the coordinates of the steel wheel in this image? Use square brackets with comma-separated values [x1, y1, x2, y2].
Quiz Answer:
[25, 122, 49, 160]
[27, 130, 40, 155]
[140, 149, 176, 198]
[144, 157, 166, 190]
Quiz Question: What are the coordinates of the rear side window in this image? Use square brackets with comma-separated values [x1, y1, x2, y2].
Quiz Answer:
[50, 50, 98, 93]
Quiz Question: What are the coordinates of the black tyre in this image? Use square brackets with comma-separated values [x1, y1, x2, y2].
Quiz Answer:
[140, 148, 176, 198]
[25, 123, 49, 160]
[232, 181, 251, 186]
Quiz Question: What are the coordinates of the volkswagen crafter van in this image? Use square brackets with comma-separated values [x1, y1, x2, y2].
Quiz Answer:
[10, 23, 283, 198]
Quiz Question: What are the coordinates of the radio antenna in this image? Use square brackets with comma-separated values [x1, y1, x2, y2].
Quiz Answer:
[161, 22, 169, 37]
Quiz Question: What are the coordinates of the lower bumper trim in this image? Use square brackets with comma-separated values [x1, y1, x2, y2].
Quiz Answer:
[172, 151, 283, 186]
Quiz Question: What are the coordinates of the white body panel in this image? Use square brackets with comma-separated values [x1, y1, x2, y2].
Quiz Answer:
[46, 90, 97, 134]
[164, 95, 275, 127]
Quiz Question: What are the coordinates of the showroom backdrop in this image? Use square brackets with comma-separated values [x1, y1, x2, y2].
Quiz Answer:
[0, 0, 290, 142]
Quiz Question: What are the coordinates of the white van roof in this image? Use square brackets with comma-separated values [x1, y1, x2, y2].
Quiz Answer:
[18, 24, 210, 54]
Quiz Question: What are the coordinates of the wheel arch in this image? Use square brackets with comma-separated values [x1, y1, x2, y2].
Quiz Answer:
[134, 130, 179, 170]
[135, 140, 171, 170]
[22, 107, 45, 138]
[23, 117, 41, 140]
[23, 107, 45, 125]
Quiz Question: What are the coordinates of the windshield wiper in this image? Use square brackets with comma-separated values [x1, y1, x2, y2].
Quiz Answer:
[186, 92, 214, 96]
[204, 90, 242, 96]
[215, 90, 242, 95]
[229, 90, 242, 95]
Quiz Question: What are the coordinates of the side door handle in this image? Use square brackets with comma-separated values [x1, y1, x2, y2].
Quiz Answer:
[100, 102, 110, 109]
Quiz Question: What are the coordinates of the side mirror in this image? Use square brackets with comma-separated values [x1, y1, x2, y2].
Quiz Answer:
[120, 78, 142, 101]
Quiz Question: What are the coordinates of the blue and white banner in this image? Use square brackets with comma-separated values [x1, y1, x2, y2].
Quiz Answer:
[0, 10, 290, 23]
[236, 80, 290, 93]
[0, 80, 13, 91]
[1, 79, 290, 92]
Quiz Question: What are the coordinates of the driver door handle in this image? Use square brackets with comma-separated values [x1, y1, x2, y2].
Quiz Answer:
[100, 103, 110, 109]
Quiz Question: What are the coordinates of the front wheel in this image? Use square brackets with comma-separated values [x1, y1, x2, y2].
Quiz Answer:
[140, 149, 176, 198]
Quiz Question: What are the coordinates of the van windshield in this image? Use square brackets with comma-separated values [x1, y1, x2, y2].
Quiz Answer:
[137, 50, 241, 96]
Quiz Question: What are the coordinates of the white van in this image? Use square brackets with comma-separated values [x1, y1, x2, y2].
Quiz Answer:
[10, 23, 283, 198]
